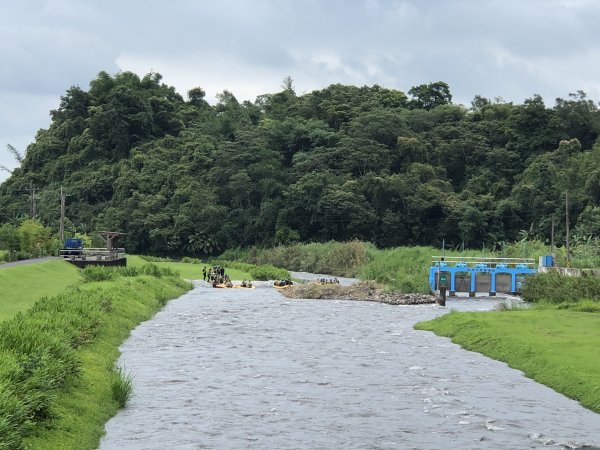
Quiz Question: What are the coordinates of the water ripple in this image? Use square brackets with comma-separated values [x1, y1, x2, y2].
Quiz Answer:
[101, 281, 600, 449]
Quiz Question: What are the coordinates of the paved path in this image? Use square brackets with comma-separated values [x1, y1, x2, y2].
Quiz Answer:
[0, 256, 62, 269]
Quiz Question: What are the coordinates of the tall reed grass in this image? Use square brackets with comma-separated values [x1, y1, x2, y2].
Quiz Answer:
[111, 367, 134, 408]
[220, 241, 374, 277]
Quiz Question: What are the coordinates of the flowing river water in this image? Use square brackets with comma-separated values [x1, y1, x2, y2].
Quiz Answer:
[100, 275, 600, 449]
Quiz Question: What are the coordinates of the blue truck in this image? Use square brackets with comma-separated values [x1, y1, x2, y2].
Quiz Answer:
[61, 238, 84, 256]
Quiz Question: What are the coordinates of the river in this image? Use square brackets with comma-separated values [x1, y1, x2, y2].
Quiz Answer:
[100, 277, 600, 449]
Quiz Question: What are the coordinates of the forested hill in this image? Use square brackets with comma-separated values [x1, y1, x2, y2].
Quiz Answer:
[1, 71, 600, 256]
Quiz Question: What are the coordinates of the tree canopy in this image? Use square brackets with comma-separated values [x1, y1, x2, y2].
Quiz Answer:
[1, 71, 599, 255]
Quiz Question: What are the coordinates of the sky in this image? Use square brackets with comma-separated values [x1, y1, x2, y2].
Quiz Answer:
[2, 0, 600, 181]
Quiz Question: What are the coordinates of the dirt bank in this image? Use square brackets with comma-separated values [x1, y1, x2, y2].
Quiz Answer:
[279, 282, 437, 305]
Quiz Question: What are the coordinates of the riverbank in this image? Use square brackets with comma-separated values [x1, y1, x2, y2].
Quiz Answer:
[0, 268, 191, 449]
[415, 309, 600, 414]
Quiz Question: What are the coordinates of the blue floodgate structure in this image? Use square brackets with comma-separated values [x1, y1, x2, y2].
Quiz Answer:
[429, 256, 538, 296]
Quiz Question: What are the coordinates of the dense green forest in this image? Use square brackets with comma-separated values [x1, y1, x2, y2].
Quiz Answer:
[1, 71, 600, 256]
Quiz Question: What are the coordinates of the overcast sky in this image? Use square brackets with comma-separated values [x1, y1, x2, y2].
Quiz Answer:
[2, 0, 600, 181]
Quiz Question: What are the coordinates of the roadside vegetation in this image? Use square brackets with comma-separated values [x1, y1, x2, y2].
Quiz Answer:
[0, 219, 62, 262]
[0, 263, 190, 449]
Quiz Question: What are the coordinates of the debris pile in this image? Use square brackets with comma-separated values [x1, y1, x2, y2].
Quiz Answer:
[279, 281, 437, 305]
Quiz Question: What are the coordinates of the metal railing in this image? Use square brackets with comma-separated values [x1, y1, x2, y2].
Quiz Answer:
[431, 256, 536, 268]
[60, 248, 126, 260]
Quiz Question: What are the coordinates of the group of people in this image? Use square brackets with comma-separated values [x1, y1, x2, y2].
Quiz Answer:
[202, 265, 232, 287]
[202, 265, 256, 288]
[274, 279, 294, 287]
[202, 265, 225, 282]
[317, 278, 340, 284]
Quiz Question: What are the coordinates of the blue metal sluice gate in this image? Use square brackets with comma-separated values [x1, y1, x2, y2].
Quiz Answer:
[429, 256, 537, 296]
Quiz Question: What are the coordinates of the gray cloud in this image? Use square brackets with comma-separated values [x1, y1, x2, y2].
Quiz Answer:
[2, 0, 600, 182]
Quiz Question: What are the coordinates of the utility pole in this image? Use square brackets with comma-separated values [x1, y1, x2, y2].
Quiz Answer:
[565, 190, 571, 267]
[60, 186, 66, 243]
[59, 186, 71, 243]
[551, 219, 555, 255]
[25, 181, 37, 219]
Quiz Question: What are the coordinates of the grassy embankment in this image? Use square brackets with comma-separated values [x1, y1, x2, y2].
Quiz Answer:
[416, 272, 600, 414]
[0, 261, 191, 449]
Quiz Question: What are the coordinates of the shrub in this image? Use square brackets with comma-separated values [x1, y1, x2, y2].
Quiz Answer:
[117, 266, 139, 277]
[139, 255, 173, 263]
[218, 247, 249, 262]
[250, 264, 290, 281]
[209, 259, 255, 273]
[139, 263, 178, 278]
[181, 257, 202, 264]
[80, 266, 115, 282]
[522, 272, 600, 304]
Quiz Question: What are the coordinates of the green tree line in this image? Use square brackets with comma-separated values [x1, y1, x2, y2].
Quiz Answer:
[1, 72, 599, 256]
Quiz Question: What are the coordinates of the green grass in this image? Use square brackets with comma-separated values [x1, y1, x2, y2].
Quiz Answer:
[415, 310, 600, 413]
[19, 274, 191, 449]
[219, 241, 374, 277]
[128, 255, 252, 280]
[111, 367, 134, 408]
[522, 271, 600, 304]
[0, 260, 81, 321]
[220, 242, 492, 293]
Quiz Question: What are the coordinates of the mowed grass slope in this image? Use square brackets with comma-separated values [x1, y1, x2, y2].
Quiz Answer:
[0, 260, 81, 321]
[415, 310, 600, 413]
